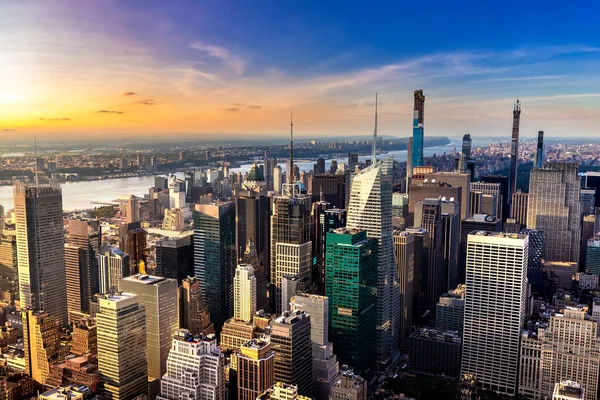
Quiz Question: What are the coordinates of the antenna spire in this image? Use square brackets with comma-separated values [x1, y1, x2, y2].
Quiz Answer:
[372, 93, 378, 164]
[289, 109, 294, 184]
[34, 132, 39, 187]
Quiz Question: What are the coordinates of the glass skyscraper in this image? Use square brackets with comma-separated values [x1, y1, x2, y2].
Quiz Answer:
[345, 156, 399, 368]
[193, 202, 237, 332]
[411, 90, 425, 168]
[326, 228, 377, 373]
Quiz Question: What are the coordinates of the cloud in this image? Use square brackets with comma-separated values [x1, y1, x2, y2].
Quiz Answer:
[190, 42, 246, 74]
[224, 107, 240, 113]
[39, 118, 71, 121]
[97, 110, 124, 114]
[1, 128, 17, 132]
[247, 105, 262, 110]
[123, 91, 137, 96]
[138, 99, 158, 105]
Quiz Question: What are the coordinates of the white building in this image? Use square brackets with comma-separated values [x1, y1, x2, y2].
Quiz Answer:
[290, 294, 340, 400]
[461, 232, 528, 396]
[345, 156, 399, 366]
[275, 242, 312, 311]
[157, 330, 226, 400]
[234, 264, 257, 323]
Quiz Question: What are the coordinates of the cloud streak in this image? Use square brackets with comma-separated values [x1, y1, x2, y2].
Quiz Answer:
[138, 99, 158, 105]
[123, 91, 137, 96]
[190, 42, 246, 75]
[97, 110, 124, 114]
[39, 118, 71, 122]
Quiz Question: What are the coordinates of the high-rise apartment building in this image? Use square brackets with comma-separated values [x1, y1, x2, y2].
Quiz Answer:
[155, 234, 194, 284]
[270, 310, 313, 398]
[15, 179, 67, 324]
[180, 276, 214, 336]
[461, 232, 528, 396]
[326, 228, 377, 373]
[535, 130, 545, 168]
[541, 308, 600, 400]
[346, 157, 399, 367]
[96, 292, 147, 400]
[157, 330, 226, 400]
[509, 100, 521, 205]
[98, 245, 130, 294]
[120, 274, 179, 382]
[528, 162, 581, 263]
[194, 202, 237, 331]
[394, 230, 414, 343]
[22, 310, 62, 385]
[238, 339, 274, 400]
[234, 264, 257, 323]
[290, 294, 340, 400]
[511, 190, 528, 227]
[411, 89, 425, 168]
[270, 182, 311, 314]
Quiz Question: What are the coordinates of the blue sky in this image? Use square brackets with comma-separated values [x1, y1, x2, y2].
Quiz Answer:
[1, 0, 600, 138]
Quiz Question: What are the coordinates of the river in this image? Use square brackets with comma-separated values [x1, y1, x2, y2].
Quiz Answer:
[0, 139, 479, 211]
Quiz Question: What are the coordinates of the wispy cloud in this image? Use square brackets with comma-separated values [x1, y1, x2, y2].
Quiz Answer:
[123, 91, 137, 96]
[190, 42, 246, 75]
[247, 105, 262, 110]
[1, 128, 17, 132]
[97, 109, 124, 114]
[39, 117, 71, 122]
[138, 99, 158, 105]
[224, 107, 240, 113]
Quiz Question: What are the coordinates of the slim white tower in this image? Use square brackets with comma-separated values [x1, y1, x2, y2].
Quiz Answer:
[234, 264, 257, 323]
[461, 231, 528, 396]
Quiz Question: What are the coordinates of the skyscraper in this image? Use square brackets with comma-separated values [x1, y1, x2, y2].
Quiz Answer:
[125, 196, 140, 224]
[22, 310, 62, 385]
[96, 292, 147, 400]
[15, 178, 67, 324]
[436, 285, 465, 334]
[194, 201, 237, 331]
[441, 211, 459, 292]
[461, 232, 528, 396]
[326, 228, 377, 373]
[65, 219, 101, 321]
[238, 339, 275, 400]
[234, 264, 257, 323]
[310, 175, 346, 209]
[481, 174, 509, 222]
[346, 156, 399, 367]
[155, 234, 194, 284]
[270, 182, 311, 313]
[511, 190, 528, 227]
[470, 182, 501, 218]
[157, 330, 226, 400]
[541, 307, 599, 400]
[180, 276, 214, 336]
[535, 130, 545, 168]
[119, 222, 147, 273]
[97, 245, 130, 294]
[521, 229, 544, 287]
[290, 294, 340, 400]
[586, 238, 600, 275]
[509, 99, 521, 205]
[394, 230, 414, 344]
[120, 274, 179, 383]
[404, 227, 430, 325]
[270, 310, 313, 398]
[411, 89, 425, 168]
[462, 134, 472, 159]
[329, 367, 367, 400]
[528, 162, 581, 263]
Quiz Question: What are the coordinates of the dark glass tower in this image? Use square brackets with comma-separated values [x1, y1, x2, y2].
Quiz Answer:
[326, 228, 377, 373]
[521, 229, 544, 288]
[155, 235, 194, 284]
[535, 130, 545, 168]
[462, 134, 472, 159]
[193, 202, 237, 333]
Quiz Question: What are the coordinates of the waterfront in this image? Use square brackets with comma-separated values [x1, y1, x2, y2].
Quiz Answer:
[0, 140, 476, 211]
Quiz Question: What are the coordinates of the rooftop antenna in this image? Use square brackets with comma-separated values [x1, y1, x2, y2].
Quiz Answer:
[372, 93, 378, 164]
[34, 132, 39, 187]
[289, 109, 294, 184]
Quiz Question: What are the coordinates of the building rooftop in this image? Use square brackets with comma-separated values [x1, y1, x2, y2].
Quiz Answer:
[122, 274, 168, 285]
[468, 231, 527, 240]
[241, 338, 270, 350]
[274, 310, 309, 325]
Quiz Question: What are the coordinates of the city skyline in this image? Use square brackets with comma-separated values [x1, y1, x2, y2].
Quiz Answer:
[2, 1, 600, 138]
